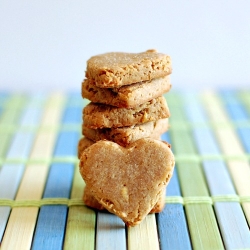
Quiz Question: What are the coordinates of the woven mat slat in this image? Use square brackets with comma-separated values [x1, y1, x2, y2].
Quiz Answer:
[0, 91, 250, 249]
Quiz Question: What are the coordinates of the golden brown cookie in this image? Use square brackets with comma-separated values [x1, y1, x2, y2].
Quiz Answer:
[82, 75, 171, 108]
[79, 138, 175, 226]
[82, 118, 169, 147]
[85, 50, 172, 88]
[83, 185, 166, 213]
[83, 96, 170, 129]
[83, 186, 105, 210]
[150, 188, 166, 213]
[77, 134, 163, 160]
[77, 137, 94, 159]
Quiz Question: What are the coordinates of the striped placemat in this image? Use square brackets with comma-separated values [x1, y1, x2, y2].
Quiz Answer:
[0, 90, 250, 250]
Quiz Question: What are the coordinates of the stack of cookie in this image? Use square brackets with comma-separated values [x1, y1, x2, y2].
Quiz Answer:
[78, 50, 175, 226]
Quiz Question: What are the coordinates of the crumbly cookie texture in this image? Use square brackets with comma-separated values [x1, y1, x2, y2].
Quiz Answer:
[82, 75, 171, 108]
[85, 50, 172, 88]
[79, 138, 175, 226]
[83, 96, 170, 129]
[82, 118, 169, 147]
[83, 185, 105, 210]
[77, 136, 94, 159]
[83, 185, 166, 214]
[77, 136, 163, 160]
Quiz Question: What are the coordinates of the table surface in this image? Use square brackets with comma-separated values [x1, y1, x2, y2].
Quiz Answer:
[0, 90, 250, 250]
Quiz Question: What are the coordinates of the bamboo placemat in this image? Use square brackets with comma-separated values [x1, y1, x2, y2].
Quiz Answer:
[0, 90, 250, 250]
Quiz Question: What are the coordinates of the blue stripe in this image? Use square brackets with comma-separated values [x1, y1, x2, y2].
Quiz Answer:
[225, 103, 248, 121]
[185, 103, 207, 123]
[6, 132, 34, 159]
[158, 132, 192, 250]
[62, 106, 82, 124]
[193, 128, 220, 155]
[185, 96, 250, 249]
[96, 212, 126, 250]
[0, 164, 25, 199]
[66, 92, 82, 102]
[220, 92, 250, 153]
[167, 168, 181, 196]
[238, 127, 250, 152]
[215, 202, 250, 249]
[32, 163, 74, 250]
[0, 92, 9, 107]
[43, 163, 75, 198]
[220, 90, 248, 120]
[0, 163, 25, 241]
[182, 92, 207, 123]
[31, 205, 68, 250]
[157, 204, 192, 250]
[20, 107, 43, 126]
[219, 90, 239, 104]
[203, 160, 236, 195]
[161, 132, 170, 145]
[53, 131, 79, 157]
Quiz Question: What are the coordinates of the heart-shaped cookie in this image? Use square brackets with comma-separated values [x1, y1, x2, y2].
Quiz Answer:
[79, 138, 175, 226]
[82, 184, 167, 214]
[85, 50, 172, 88]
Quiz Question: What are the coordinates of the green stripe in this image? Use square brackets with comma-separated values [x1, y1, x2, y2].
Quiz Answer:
[170, 128, 196, 154]
[64, 163, 96, 250]
[169, 123, 224, 249]
[238, 90, 250, 114]
[177, 162, 209, 197]
[1, 195, 249, 207]
[1, 154, 250, 166]
[0, 133, 11, 160]
[0, 124, 81, 132]
[186, 204, 224, 249]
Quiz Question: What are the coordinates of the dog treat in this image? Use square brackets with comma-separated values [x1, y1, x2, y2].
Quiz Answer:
[79, 138, 175, 226]
[83, 185, 166, 214]
[82, 75, 171, 108]
[83, 96, 170, 129]
[150, 188, 166, 213]
[77, 135, 163, 160]
[82, 118, 169, 147]
[83, 186, 105, 210]
[85, 50, 172, 88]
[77, 136, 94, 159]
[79, 49, 174, 226]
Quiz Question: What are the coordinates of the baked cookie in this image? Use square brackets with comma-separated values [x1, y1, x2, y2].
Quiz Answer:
[79, 138, 175, 226]
[82, 75, 171, 108]
[77, 137, 94, 159]
[83, 96, 170, 129]
[83, 185, 166, 214]
[85, 50, 172, 88]
[83, 185, 105, 210]
[150, 187, 166, 213]
[82, 118, 169, 147]
[77, 135, 163, 160]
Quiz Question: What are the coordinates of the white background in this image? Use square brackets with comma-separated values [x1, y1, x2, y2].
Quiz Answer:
[0, 0, 250, 92]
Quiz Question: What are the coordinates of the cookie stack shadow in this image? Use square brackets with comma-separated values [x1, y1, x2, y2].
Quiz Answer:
[78, 49, 173, 220]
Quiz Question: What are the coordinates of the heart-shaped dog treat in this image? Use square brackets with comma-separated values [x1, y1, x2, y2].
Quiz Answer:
[79, 138, 175, 226]
[85, 50, 172, 88]
[82, 184, 166, 214]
